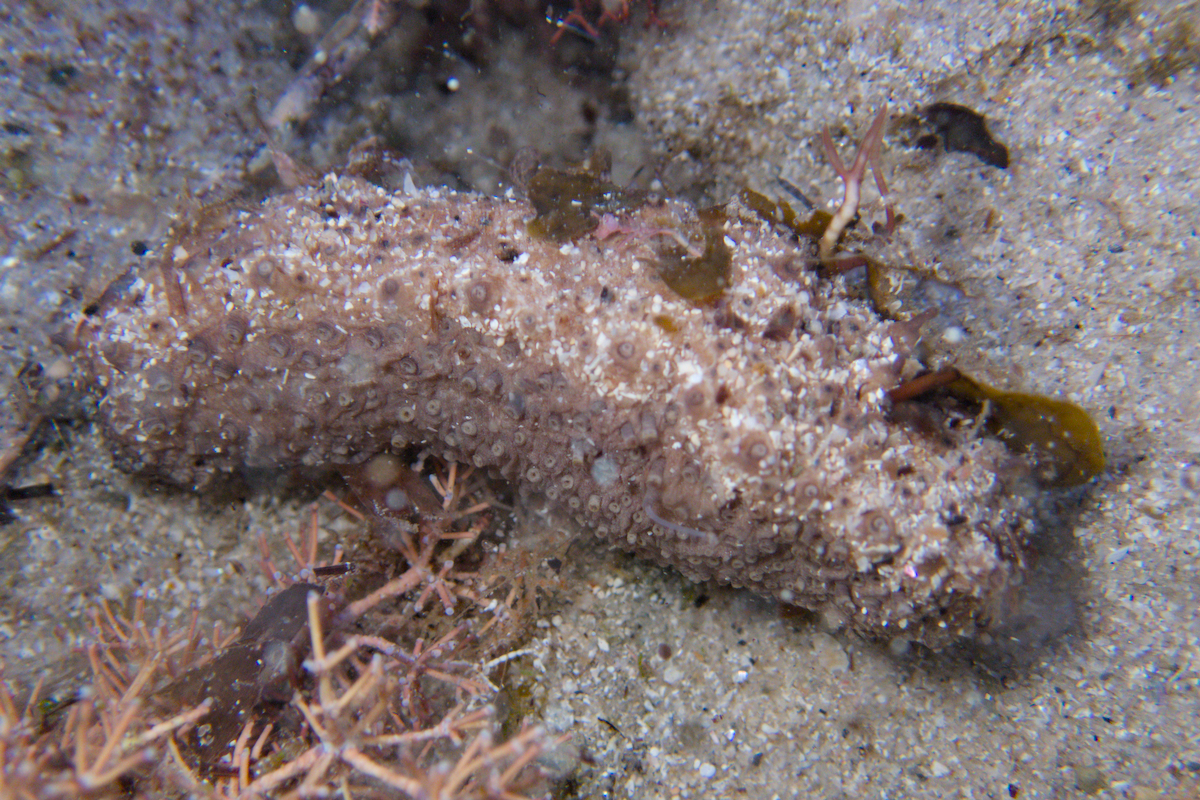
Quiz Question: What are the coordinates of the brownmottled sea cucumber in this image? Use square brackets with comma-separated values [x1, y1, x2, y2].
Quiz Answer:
[80, 174, 1036, 646]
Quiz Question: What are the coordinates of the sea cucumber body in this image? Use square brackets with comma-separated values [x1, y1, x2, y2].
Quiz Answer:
[82, 175, 1032, 645]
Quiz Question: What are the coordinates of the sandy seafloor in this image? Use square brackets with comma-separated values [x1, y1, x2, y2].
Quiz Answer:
[1, 1, 1199, 798]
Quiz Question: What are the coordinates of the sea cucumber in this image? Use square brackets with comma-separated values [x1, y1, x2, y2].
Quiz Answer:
[80, 174, 1034, 646]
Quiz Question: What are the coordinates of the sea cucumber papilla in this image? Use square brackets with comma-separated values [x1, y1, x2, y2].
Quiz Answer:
[80, 173, 1035, 646]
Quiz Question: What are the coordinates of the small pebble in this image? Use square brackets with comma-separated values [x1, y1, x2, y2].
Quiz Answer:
[811, 632, 849, 673]
[1181, 462, 1200, 494]
[46, 357, 73, 380]
[292, 4, 321, 35]
[1074, 765, 1108, 795]
[698, 762, 716, 779]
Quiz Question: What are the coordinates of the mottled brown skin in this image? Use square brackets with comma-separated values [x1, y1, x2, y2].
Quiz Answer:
[81, 175, 1034, 646]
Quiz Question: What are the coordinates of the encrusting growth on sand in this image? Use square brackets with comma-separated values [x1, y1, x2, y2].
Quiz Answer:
[78, 106, 1050, 648]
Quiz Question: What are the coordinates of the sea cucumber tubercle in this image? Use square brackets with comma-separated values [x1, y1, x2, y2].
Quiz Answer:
[80, 174, 1034, 646]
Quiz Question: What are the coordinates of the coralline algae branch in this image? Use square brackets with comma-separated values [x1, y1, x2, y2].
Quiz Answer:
[81, 174, 1039, 646]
